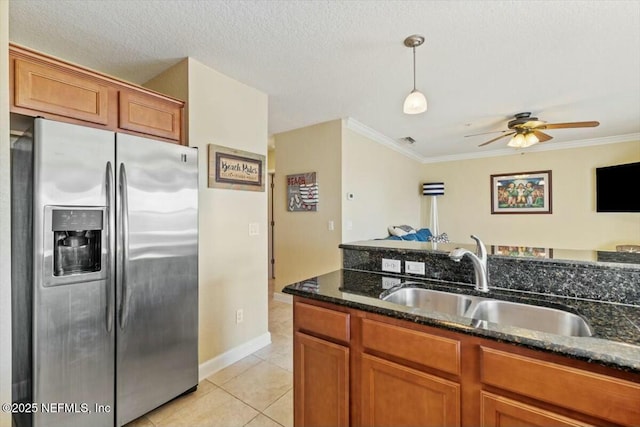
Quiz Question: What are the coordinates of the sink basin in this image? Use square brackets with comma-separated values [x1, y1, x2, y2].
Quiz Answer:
[380, 285, 593, 337]
[382, 288, 473, 316]
[468, 300, 593, 337]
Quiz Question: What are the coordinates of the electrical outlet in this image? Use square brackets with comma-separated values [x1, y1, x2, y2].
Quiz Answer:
[381, 258, 401, 273]
[382, 277, 402, 289]
[405, 261, 426, 275]
[236, 309, 244, 324]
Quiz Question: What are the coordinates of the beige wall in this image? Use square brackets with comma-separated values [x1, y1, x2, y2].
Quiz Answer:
[341, 126, 423, 242]
[1, 1, 12, 425]
[273, 120, 425, 290]
[268, 146, 275, 172]
[273, 120, 343, 290]
[145, 58, 269, 364]
[421, 140, 640, 250]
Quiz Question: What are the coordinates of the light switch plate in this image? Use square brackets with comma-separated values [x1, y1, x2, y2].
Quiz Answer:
[381, 258, 401, 273]
[405, 260, 426, 275]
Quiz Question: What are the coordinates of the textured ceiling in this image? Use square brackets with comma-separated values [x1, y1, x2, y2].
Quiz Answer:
[8, 0, 640, 160]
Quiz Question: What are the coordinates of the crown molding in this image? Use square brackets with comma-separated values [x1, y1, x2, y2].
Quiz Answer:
[342, 117, 639, 165]
[343, 118, 424, 162]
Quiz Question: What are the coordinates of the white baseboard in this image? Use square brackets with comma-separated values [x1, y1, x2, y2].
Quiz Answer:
[198, 332, 272, 381]
[273, 292, 292, 304]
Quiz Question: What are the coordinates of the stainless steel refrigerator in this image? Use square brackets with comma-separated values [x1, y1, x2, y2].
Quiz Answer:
[11, 118, 199, 427]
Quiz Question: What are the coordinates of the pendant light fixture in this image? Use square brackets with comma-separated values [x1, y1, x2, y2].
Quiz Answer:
[403, 35, 427, 115]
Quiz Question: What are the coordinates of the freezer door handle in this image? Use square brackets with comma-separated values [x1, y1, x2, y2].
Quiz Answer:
[118, 163, 131, 330]
[106, 162, 115, 333]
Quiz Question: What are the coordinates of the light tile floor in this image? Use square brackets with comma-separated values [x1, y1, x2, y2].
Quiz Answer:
[126, 280, 293, 427]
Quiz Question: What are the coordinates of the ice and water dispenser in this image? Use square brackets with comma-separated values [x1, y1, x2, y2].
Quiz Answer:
[48, 208, 105, 281]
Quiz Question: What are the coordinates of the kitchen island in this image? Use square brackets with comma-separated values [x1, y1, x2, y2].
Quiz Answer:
[283, 241, 640, 427]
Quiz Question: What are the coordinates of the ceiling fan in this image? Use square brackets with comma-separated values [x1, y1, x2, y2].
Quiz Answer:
[466, 112, 600, 148]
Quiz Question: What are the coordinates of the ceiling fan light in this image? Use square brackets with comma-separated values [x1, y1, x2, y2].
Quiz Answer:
[403, 90, 428, 114]
[523, 132, 539, 147]
[507, 133, 526, 148]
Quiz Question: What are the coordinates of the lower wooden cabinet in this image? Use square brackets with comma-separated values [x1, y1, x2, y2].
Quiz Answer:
[293, 297, 640, 427]
[294, 332, 349, 427]
[480, 346, 640, 426]
[481, 392, 593, 427]
[360, 354, 460, 427]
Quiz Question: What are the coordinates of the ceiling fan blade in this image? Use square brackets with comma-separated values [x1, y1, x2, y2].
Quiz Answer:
[542, 121, 600, 129]
[465, 130, 510, 137]
[478, 132, 515, 147]
[532, 130, 553, 143]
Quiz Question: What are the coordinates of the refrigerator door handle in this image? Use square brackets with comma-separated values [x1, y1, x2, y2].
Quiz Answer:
[118, 163, 131, 330]
[106, 162, 115, 333]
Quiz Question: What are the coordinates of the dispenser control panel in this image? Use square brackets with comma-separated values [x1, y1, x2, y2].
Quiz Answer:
[52, 209, 103, 231]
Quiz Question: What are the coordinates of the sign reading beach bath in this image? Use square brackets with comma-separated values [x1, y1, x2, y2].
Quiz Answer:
[287, 172, 319, 212]
[208, 144, 265, 192]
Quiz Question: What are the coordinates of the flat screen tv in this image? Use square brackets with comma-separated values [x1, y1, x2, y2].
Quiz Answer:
[596, 162, 640, 212]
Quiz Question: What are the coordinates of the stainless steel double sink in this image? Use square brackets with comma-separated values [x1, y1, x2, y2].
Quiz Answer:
[381, 285, 593, 337]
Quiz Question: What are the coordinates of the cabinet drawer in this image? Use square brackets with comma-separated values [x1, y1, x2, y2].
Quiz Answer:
[295, 302, 350, 343]
[14, 58, 110, 125]
[362, 319, 460, 376]
[481, 392, 593, 427]
[481, 347, 640, 426]
[119, 90, 182, 141]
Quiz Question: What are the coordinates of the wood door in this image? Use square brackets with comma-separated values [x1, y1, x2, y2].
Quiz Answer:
[360, 353, 460, 427]
[13, 58, 110, 125]
[119, 90, 182, 142]
[481, 392, 594, 427]
[294, 332, 349, 427]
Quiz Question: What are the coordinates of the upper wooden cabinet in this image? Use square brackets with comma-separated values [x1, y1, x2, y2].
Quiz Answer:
[9, 44, 185, 144]
[118, 90, 182, 141]
[13, 57, 111, 125]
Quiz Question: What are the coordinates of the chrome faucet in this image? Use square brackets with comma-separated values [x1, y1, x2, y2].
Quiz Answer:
[449, 235, 489, 292]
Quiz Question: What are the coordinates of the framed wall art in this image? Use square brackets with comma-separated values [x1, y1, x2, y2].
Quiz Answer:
[491, 170, 552, 214]
[287, 172, 318, 212]
[208, 144, 265, 192]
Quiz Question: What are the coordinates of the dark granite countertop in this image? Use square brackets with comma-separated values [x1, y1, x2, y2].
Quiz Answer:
[282, 269, 640, 373]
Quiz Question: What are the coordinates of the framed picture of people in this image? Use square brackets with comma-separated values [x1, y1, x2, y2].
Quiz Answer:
[490, 170, 552, 214]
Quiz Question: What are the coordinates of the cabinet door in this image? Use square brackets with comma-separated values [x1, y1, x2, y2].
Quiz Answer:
[119, 90, 182, 142]
[360, 353, 460, 427]
[294, 332, 349, 427]
[481, 346, 640, 426]
[481, 392, 594, 427]
[14, 58, 110, 125]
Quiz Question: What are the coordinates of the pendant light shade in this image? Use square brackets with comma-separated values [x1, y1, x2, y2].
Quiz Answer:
[403, 35, 427, 115]
[404, 90, 427, 114]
